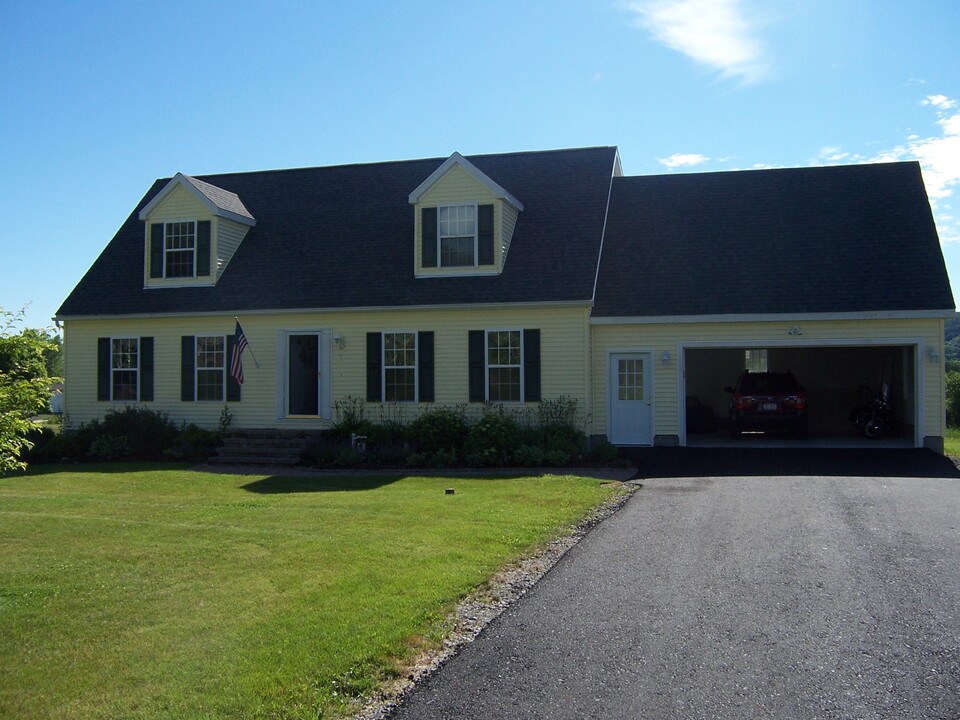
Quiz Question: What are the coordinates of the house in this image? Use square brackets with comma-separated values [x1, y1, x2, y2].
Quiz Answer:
[57, 147, 955, 450]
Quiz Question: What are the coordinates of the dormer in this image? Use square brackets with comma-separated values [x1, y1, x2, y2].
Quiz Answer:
[138, 173, 256, 287]
[409, 152, 524, 277]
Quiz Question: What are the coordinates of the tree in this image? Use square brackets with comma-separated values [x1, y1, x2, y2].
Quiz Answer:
[0, 309, 59, 473]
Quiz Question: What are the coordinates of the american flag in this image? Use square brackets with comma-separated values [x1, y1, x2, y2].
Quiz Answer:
[230, 321, 249, 385]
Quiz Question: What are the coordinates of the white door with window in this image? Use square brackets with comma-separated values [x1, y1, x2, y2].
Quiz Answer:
[609, 353, 652, 445]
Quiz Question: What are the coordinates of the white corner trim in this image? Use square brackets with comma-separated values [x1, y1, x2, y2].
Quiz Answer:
[408, 152, 524, 211]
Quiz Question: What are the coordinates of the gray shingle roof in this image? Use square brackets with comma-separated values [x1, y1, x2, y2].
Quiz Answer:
[182, 174, 255, 221]
[57, 147, 619, 317]
[593, 161, 954, 317]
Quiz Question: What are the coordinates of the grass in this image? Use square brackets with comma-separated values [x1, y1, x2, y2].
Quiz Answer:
[945, 426, 960, 457]
[0, 464, 623, 719]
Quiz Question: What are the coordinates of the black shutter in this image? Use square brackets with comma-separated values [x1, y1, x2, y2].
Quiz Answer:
[139, 337, 154, 401]
[181, 336, 195, 401]
[478, 204, 494, 265]
[226, 334, 241, 402]
[366, 332, 382, 402]
[418, 331, 434, 403]
[421, 207, 437, 267]
[150, 224, 164, 278]
[196, 221, 211, 277]
[468, 330, 485, 402]
[523, 329, 541, 402]
[97, 338, 111, 401]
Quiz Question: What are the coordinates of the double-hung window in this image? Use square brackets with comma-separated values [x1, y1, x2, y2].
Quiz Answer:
[164, 221, 196, 278]
[487, 330, 522, 402]
[438, 205, 476, 267]
[111, 338, 139, 401]
[383, 332, 417, 402]
[196, 335, 226, 401]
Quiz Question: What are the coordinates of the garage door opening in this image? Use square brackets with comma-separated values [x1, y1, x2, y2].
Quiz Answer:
[683, 344, 918, 447]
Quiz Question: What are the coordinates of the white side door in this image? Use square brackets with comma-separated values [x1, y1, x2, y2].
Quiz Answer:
[609, 353, 653, 445]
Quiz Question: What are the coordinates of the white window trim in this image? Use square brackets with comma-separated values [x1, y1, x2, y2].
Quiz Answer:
[437, 203, 478, 269]
[484, 328, 524, 403]
[110, 336, 140, 402]
[163, 219, 197, 279]
[195, 334, 227, 402]
[382, 330, 419, 403]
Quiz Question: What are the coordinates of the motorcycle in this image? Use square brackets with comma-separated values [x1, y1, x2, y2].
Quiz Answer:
[850, 382, 892, 439]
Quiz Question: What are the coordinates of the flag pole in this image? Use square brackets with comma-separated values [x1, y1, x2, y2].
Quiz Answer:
[235, 316, 261, 368]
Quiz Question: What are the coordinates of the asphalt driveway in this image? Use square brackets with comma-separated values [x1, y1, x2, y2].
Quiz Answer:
[389, 455, 960, 719]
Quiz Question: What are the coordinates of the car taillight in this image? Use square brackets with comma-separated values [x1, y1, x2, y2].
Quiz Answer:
[793, 392, 806, 410]
[734, 393, 744, 410]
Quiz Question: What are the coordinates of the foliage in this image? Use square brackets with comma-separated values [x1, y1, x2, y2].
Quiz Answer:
[590, 439, 620, 464]
[408, 405, 468, 455]
[0, 465, 621, 719]
[536, 395, 586, 458]
[332, 395, 367, 437]
[0, 309, 59, 474]
[464, 405, 521, 467]
[946, 370, 960, 426]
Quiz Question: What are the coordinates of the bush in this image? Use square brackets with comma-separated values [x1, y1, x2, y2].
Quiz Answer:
[537, 396, 586, 459]
[408, 406, 467, 455]
[464, 407, 520, 467]
[332, 396, 367, 438]
[947, 371, 960, 426]
[164, 424, 223, 460]
[88, 434, 131, 461]
[512, 445, 545, 467]
[96, 406, 178, 460]
[590, 439, 620, 464]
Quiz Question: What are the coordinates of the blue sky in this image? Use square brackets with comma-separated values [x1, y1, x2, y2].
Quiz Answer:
[2, 0, 959, 329]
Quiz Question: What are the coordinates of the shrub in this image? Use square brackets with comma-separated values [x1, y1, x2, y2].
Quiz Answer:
[537, 396, 586, 458]
[512, 445, 545, 467]
[464, 406, 520, 467]
[408, 406, 467, 455]
[590, 439, 620, 464]
[332, 396, 367, 438]
[164, 424, 222, 460]
[97, 406, 178, 460]
[88, 434, 131, 461]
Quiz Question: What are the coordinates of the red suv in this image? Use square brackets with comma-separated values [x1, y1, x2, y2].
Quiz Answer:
[726, 371, 808, 439]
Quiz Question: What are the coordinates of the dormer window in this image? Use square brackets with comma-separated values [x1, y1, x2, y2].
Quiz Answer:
[140, 172, 256, 286]
[409, 152, 524, 278]
[164, 221, 196, 278]
[439, 205, 477, 267]
[149, 220, 210, 279]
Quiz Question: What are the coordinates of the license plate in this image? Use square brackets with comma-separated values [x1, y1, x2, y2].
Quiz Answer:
[762, 402, 778, 411]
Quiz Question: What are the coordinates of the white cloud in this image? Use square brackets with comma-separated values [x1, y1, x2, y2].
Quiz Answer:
[923, 94, 957, 110]
[863, 96, 960, 242]
[658, 152, 710, 169]
[624, 0, 768, 84]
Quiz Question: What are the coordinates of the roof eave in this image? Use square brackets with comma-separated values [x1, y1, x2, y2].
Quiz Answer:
[137, 172, 256, 226]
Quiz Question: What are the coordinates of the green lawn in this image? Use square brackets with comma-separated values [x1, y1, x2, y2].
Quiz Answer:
[945, 427, 960, 457]
[0, 464, 623, 719]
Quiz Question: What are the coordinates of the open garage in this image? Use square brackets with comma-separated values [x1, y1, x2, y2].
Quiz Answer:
[683, 344, 919, 447]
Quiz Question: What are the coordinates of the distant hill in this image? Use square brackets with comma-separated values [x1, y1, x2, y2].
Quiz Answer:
[946, 312, 960, 361]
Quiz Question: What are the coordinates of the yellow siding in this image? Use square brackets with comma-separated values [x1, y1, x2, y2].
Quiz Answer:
[142, 184, 217, 288]
[63, 306, 592, 431]
[216, 218, 249, 278]
[591, 318, 945, 446]
[414, 165, 504, 276]
[502, 204, 519, 264]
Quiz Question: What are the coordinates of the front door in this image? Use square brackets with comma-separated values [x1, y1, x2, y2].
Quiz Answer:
[288, 334, 320, 416]
[609, 353, 652, 445]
